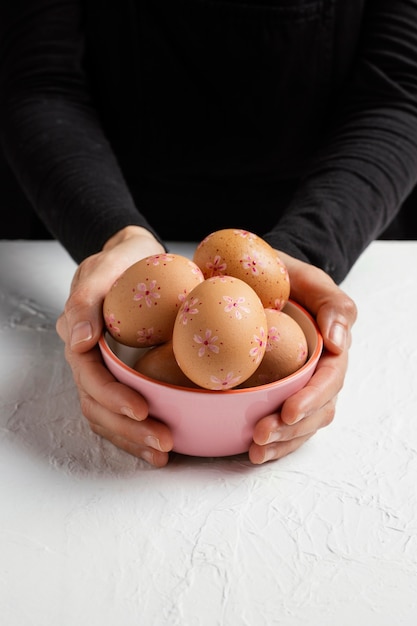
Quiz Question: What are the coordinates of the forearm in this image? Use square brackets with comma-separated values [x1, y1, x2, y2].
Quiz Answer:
[265, 0, 417, 283]
[265, 111, 417, 283]
[2, 97, 152, 258]
[0, 0, 159, 262]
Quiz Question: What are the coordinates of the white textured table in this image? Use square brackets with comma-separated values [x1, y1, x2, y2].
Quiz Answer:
[1, 240, 417, 626]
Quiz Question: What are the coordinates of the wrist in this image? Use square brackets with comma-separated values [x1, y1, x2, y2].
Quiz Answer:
[102, 225, 160, 252]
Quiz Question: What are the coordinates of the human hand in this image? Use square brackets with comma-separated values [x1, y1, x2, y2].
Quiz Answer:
[248, 252, 357, 464]
[56, 226, 174, 467]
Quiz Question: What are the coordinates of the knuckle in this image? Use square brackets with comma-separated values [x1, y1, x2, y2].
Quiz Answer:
[79, 394, 95, 421]
[321, 401, 336, 428]
[64, 285, 95, 317]
[339, 293, 358, 324]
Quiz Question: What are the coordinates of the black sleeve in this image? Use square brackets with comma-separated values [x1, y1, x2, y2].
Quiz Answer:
[0, 0, 163, 263]
[263, 0, 417, 283]
[2, 1, 417, 281]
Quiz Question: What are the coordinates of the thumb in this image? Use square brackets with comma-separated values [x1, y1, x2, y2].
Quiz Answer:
[69, 319, 96, 349]
[56, 262, 109, 353]
[56, 303, 102, 353]
[316, 294, 357, 355]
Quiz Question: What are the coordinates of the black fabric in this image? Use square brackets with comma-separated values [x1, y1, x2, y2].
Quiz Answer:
[1, 1, 417, 283]
[0, 155, 53, 240]
[1, 148, 415, 242]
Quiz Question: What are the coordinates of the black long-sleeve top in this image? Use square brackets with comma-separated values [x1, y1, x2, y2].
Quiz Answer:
[1, 0, 417, 283]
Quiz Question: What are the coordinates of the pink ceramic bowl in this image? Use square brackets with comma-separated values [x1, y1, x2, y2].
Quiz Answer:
[98, 300, 323, 458]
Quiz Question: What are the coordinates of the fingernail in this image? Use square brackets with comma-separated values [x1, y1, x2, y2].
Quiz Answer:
[121, 406, 141, 421]
[144, 435, 163, 451]
[292, 412, 306, 424]
[265, 430, 281, 444]
[261, 447, 277, 463]
[71, 321, 93, 347]
[141, 449, 155, 465]
[330, 322, 346, 350]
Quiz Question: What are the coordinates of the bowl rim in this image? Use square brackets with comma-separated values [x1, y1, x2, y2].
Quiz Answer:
[98, 299, 323, 395]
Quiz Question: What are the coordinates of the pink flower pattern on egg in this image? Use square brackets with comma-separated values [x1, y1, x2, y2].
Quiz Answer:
[250, 327, 267, 363]
[147, 253, 174, 266]
[298, 342, 308, 362]
[205, 254, 227, 277]
[197, 234, 211, 247]
[133, 280, 160, 308]
[272, 297, 287, 310]
[241, 252, 265, 276]
[105, 313, 120, 337]
[193, 330, 220, 357]
[210, 372, 242, 390]
[266, 326, 280, 350]
[136, 327, 156, 344]
[234, 229, 255, 241]
[178, 297, 199, 325]
[278, 259, 290, 281]
[190, 263, 204, 278]
[223, 295, 250, 320]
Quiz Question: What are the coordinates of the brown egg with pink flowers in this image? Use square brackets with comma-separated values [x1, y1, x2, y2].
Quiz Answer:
[103, 253, 204, 347]
[241, 308, 309, 387]
[172, 275, 268, 390]
[193, 228, 290, 311]
[133, 340, 199, 388]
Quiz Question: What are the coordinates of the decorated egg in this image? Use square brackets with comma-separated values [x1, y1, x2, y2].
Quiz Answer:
[103, 253, 204, 347]
[133, 341, 199, 388]
[241, 308, 309, 387]
[172, 275, 268, 390]
[193, 228, 290, 310]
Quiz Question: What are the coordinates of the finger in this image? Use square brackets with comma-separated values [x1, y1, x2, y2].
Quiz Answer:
[280, 348, 348, 425]
[90, 423, 171, 468]
[252, 395, 336, 446]
[249, 431, 316, 464]
[63, 256, 114, 352]
[79, 379, 174, 465]
[86, 405, 173, 454]
[251, 348, 345, 446]
[277, 251, 358, 353]
[56, 310, 68, 342]
[56, 309, 94, 350]
[250, 395, 337, 464]
[57, 251, 133, 354]
[66, 343, 150, 421]
[316, 296, 357, 354]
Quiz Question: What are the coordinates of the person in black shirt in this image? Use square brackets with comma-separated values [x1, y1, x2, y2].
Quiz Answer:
[1, 1, 416, 465]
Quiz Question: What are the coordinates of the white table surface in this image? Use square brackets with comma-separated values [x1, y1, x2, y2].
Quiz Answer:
[1, 239, 417, 626]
